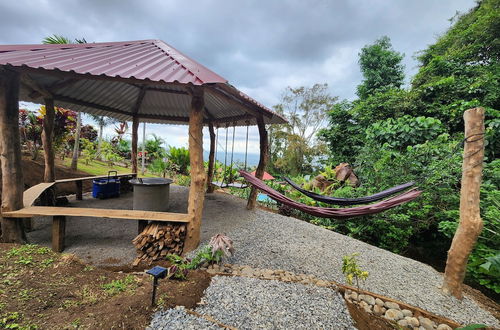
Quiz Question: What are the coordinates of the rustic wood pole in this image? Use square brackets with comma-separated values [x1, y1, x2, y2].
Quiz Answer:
[247, 115, 268, 210]
[42, 98, 56, 182]
[141, 122, 146, 175]
[131, 116, 139, 174]
[184, 86, 206, 252]
[206, 121, 216, 193]
[0, 69, 26, 243]
[442, 107, 485, 299]
[70, 111, 81, 171]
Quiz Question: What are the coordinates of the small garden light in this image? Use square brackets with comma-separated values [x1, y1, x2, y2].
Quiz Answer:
[146, 266, 168, 306]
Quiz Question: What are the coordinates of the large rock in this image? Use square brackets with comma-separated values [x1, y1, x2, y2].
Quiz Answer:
[385, 308, 404, 321]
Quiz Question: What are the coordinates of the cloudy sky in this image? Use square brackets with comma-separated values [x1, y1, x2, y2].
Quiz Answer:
[3, 0, 476, 158]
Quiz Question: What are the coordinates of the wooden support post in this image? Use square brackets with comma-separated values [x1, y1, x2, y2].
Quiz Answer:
[131, 116, 139, 174]
[206, 121, 216, 193]
[51, 216, 66, 252]
[442, 107, 485, 299]
[76, 181, 83, 200]
[42, 98, 56, 182]
[184, 87, 206, 252]
[247, 115, 268, 210]
[0, 69, 26, 243]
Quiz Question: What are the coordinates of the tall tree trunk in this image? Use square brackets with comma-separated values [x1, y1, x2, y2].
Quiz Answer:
[70, 111, 81, 171]
[247, 115, 268, 210]
[131, 116, 139, 174]
[96, 123, 103, 160]
[0, 69, 26, 243]
[184, 87, 206, 252]
[442, 107, 485, 299]
[42, 98, 56, 182]
[206, 121, 216, 193]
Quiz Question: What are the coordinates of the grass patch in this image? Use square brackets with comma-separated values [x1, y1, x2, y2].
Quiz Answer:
[62, 159, 155, 178]
[102, 275, 138, 296]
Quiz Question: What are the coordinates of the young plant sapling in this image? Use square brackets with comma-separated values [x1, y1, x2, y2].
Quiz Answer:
[342, 252, 369, 290]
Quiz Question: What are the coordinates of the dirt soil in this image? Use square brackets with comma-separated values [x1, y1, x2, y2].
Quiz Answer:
[0, 156, 94, 200]
[0, 243, 212, 329]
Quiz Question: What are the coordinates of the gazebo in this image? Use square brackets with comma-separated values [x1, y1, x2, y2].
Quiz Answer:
[0, 39, 286, 251]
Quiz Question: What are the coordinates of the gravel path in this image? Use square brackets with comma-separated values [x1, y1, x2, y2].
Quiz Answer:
[150, 276, 355, 329]
[25, 185, 498, 326]
[193, 191, 499, 327]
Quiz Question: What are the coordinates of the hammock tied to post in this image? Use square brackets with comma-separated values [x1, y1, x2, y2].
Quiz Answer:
[240, 171, 422, 219]
[283, 177, 416, 206]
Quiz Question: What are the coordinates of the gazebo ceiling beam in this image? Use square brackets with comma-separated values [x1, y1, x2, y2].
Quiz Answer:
[210, 85, 272, 119]
[20, 73, 52, 99]
[29, 78, 80, 99]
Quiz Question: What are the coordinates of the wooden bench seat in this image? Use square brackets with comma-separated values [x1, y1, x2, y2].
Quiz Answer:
[2, 206, 189, 252]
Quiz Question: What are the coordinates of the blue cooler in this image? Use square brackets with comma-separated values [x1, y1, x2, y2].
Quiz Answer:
[92, 171, 120, 199]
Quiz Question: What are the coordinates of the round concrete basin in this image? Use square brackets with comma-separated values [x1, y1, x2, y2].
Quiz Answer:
[129, 177, 173, 212]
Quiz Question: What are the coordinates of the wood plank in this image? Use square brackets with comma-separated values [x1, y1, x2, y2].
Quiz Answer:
[52, 216, 66, 252]
[55, 173, 136, 183]
[2, 206, 190, 222]
[23, 182, 56, 207]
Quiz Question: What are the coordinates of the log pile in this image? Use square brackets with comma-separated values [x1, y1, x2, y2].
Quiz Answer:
[132, 222, 186, 266]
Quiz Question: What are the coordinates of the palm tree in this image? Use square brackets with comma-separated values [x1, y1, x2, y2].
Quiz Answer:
[42, 35, 87, 171]
[88, 114, 118, 160]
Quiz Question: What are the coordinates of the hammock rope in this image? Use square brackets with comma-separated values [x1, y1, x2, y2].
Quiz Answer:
[283, 177, 415, 206]
[240, 171, 422, 219]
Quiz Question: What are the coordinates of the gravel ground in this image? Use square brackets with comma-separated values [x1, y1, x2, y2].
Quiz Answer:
[148, 306, 219, 330]
[26, 185, 499, 326]
[196, 276, 355, 329]
[149, 276, 355, 329]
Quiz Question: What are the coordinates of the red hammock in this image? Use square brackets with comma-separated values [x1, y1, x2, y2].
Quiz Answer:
[240, 171, 422, 219]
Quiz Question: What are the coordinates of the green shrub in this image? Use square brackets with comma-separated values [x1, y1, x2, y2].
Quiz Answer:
[166, 146, 190, 175]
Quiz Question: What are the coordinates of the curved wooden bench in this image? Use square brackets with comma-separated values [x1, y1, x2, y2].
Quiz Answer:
[23, 182, 56, 207]
[22, 173, 137, 207]
[2, 206, 189, 252]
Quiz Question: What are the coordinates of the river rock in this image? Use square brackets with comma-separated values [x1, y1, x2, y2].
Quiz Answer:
[437, 324, 452, 330]
[350, 291, 359, 301]
[373, 304, 386, 316]
[385, 308, 404, 321]
[418, 316, 435, 330]
[402, 309, 413, 317]
[375, 298, 384, 306]
[385, 301, 400, 310]
[405, 317, 420, 327]
[361, 294, 375, 305]
[397, 319, 409, 327]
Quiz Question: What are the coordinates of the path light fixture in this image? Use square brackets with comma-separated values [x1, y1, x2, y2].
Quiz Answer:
[146, 266, 168, 306]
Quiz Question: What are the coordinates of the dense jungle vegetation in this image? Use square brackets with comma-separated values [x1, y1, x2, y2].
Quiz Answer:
[265, 0, 499, 295]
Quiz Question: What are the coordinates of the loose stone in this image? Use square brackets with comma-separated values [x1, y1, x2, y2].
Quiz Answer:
[385, 308, 404, 321]
[397, 319, 409, 327]
[418, 316, 435, 330]
[402, 309, 413, 317]
[405, 316, 420, 327]
[375, 298, 384, 306]
[350, 291, 358, 301]
[437, 324, 453, 330]
[385, 301, 400, 310]
[373, 305, 386, 316]
[361, 294, 375, 305]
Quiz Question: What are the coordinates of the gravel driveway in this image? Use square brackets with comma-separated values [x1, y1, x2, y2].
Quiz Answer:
[25, 185, 499, 327]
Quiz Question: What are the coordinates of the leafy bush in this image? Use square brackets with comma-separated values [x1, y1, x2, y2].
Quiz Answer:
[166, 146, 190, 175]
[365, 116, 444, 151]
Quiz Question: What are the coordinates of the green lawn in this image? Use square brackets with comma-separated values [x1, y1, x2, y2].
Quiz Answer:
[62, 159, 157, 178]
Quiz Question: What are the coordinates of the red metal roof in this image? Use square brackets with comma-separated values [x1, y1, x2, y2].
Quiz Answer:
[0, 40, 287, 126]
[0, 40, 227, 85]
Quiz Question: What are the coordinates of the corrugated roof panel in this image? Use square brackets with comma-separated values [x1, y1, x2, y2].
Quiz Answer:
[1, 39, 287, 125]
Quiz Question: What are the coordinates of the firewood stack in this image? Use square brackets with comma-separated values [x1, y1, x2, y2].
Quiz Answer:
[132, 222, 186, 266]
